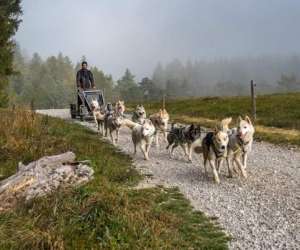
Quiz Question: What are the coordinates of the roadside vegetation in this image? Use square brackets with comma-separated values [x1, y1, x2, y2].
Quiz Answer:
[128, 92, 300, 146]
[0, 108, 229, 249]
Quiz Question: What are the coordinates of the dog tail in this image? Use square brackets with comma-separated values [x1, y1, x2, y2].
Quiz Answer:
[194, 146, 203, 154]
[122, 119, 137, 130]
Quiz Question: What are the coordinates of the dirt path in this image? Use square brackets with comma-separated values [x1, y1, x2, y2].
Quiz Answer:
[37, 109, 300, 250]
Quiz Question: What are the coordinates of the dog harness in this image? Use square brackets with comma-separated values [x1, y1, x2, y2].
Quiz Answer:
[232, 134, 250, 154]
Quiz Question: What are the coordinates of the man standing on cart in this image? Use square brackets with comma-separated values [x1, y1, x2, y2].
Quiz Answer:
[76, 61, 95, 109]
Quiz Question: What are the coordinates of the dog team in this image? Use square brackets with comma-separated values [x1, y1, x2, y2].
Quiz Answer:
[90, 98, 255, 184]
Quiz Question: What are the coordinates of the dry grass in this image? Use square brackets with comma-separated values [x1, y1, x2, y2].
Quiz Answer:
[128, 92, 300, 146]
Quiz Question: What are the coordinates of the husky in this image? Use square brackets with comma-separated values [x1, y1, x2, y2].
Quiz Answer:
[199, 117, 232, 184]
[149, 108, 170, 146]
[105, 113, 124, 144]
[115, 100, 125, 116]
[91, 99, 105, 134]
[225, 116, 255, 179]
[104, 103, 114, 132]
[132, 105, 146, 124]
[166, 123, 202, 162]
[131, 119, 156, 160]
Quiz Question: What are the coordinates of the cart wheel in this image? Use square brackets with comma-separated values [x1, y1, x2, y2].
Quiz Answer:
[70, 104, 77, 119]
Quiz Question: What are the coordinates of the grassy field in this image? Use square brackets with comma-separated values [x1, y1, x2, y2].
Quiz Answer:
[0, 108, 229, 250]
[128, 92, 300, 146]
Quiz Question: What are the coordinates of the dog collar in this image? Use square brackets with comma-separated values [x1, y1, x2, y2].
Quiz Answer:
[237, 135, 250, 146]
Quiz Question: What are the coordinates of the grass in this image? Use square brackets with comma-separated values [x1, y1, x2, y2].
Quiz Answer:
[128, 92, 300, 146]
[0, 108, 229, 250]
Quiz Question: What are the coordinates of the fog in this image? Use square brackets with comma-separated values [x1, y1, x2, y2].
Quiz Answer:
[16, 0, 300, 80]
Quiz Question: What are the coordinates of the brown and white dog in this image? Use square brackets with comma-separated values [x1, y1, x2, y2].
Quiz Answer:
[105, 113, 124, 144]
[199, 117, 232, 184]
[149, 108, 170, 146]
[91, 99, 105, 134]
[226, 116, 255, 179]
[131, 119, 156, 160]
[115, 100, 125, 116]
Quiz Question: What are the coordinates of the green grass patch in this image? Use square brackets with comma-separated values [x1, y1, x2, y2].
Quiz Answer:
[128, 92, 300, 146]
[0, 108, 229, 249]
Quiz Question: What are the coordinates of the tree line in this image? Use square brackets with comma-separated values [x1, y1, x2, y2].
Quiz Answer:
[9, 47, 115, 108]
[8, 46, 164, 108]
[152, 56, 300, 98]
[8, 49, 300, 109]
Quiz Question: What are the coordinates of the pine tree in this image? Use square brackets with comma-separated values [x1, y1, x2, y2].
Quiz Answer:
[116, 69, 141, 101]
[0, 0, 22, 107]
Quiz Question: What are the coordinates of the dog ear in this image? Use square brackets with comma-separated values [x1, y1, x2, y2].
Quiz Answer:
[245, 115, 252, 125]
[238, 116, 243, 123]
[214, 126, 219, 134]
[190, 124, 194, 130]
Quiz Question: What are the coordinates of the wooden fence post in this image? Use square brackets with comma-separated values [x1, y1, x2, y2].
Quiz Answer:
[250, 80, 256, 120]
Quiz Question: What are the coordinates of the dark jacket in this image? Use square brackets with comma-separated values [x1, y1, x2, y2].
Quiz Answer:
[76, 69, 95, 90]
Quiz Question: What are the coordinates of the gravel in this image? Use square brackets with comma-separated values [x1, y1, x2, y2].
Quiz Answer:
[37, 109, 300, 250]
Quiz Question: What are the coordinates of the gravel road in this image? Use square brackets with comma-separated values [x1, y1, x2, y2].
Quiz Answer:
[37, 109, 300, 250]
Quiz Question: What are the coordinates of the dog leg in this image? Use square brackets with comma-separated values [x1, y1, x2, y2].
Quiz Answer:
[96, 120, 100, 132]
[101, 122, 104, 135]
[155, 132, 159, 148]
[203, 157, 208, 178]
[105, 126, 108, 137]
[234, 157, 247, 179]
[133, 142, 137, 155]
[163, 131, 168, 143]
[179, 144, 188, 158]
[226, 157, 233, 178]
[141, 142, 148, 160]
[109, 130, 115, 144]
[243, 153, 248, 169]
[171, 143, 178, 158]
[217, 158, 224, 174]
[187, 144, 193, 162]
[94, 114, 98, 128]
[209, 159, 220, 184]
[167, 143, 173, 158]
[115, 129, 119, 143]
[146, 137, 153, 159]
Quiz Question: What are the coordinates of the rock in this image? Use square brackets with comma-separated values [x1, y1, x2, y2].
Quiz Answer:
[0, 152, 94, 211]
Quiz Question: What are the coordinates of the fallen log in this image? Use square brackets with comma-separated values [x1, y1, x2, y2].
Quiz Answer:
[0, 152, 94, 212]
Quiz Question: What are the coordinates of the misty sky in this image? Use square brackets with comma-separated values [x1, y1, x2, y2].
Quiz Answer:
[16, 0, 300, 80]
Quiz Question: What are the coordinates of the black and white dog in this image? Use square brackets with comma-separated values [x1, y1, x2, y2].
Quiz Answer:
[166, 123, 202, 162]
